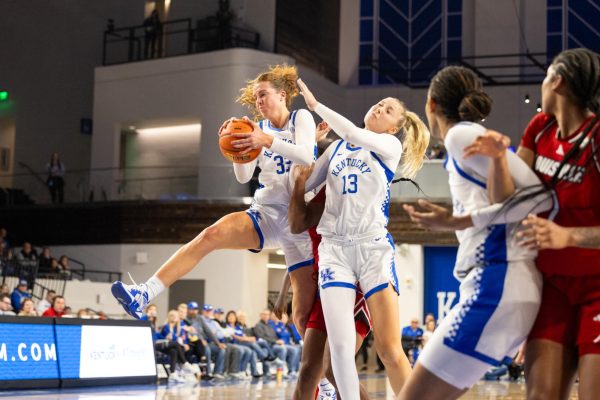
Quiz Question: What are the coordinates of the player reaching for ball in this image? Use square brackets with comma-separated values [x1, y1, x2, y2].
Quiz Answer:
[111, 64, 318, 324]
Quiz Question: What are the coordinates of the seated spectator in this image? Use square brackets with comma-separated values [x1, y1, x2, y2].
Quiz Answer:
[160, 309, 197, 381]
[202, 304, 245, 379]
[269, 312, 300, 376]
[17, 242, 38, 267]
[177, 303, 207, 369]
[187, 301, 225, 380]
[63, 306, 73, 317]
[0, 227, 10, 248]
[18, 298, 37, 316]
[0, 283, 9, 296]
[213, 308, 226, 327]
[0, 241, 13, 261]
[58, 255, 71, 277]
[38, 247, 54, 273]
[11, 280, 31, 313]
[226, 310, 267, 378]
[253, 309, 287, 369]
[401, 317, 424, 366]
[42, 295, 66, 317]
[77, 308, 91, 318]
[422, 319, 436, 347]
[0, 293, 15, 315]
[36, 290, 56, 314]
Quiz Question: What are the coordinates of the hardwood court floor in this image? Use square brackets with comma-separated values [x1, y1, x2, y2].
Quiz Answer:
[0, 374, 579, 399]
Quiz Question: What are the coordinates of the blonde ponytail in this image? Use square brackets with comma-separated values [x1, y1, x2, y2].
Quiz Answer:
[399, 111, 430, 179]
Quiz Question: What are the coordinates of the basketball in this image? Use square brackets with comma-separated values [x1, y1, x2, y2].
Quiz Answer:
[219, 119, 261, 163]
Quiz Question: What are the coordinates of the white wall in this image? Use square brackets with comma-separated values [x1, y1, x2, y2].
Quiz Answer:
[92, 49, 294, 199]
[51, 243, 268, 325]
[395, 244, 424, 328]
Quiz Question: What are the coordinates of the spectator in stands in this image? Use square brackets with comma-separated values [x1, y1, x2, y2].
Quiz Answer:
[0, 283, 9, 296]
[42, 295, 65, 317]
[143, 9, 162, 59]
[0, 293, 15, 315]
[422, 319, 436, 348]
[269, 312, 300, 376]
[11, 280, 31, 312]
[46, 152, 65, 204]
[36, 290, 55, 314]
[253, 309, 287, 367]
[237, 310, 278, 362]
[213, 308, 226, 327]
[77, 308, 91, 318]
[226, 310, 267, 378]
[38, 247, 53, 274]
[202, 304, 245, 379]
[18, 298, 37, 316]
[160, 309, 197, 380]
[187, 302, 224, 380]
[401, 317, 424, 366]
[17, 242, 38, 267]
[0, 227, 9, 248]
[427, 143, 445, 160]
[63, 306, 73, 317]
[58, 255, 71, 276]
[0, 241, 13, 261]
[177, 303, 207, 368]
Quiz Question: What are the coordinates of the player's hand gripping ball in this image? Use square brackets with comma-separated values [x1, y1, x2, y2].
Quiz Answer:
[219, 119, 262, 163]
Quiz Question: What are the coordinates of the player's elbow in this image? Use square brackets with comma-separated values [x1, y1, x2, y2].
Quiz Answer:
[289, 219, 307, 234]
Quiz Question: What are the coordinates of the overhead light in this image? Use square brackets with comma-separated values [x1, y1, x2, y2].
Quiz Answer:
[137, 123, 201, 135]
[536, 103, 542, 112]
[275, 249, 284, 255]
[128, 125, 135, 130]
[242, 197, 253, 205]
[524, 94, 530, 104]
[267, 263, 287, 270]
[481, 118, 485, 122]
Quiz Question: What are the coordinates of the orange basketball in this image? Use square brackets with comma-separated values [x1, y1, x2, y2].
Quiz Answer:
[219, 119, 262, 164]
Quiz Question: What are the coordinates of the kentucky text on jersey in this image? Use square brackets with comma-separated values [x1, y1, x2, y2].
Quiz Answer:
[534, 155, 586, 183]
[331, 157, 372, 177]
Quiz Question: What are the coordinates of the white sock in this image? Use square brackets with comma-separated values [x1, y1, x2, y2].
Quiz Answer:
[145, 276, 165, 300]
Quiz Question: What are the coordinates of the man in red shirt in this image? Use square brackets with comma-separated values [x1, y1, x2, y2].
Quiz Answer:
[42, 295, 66, 318]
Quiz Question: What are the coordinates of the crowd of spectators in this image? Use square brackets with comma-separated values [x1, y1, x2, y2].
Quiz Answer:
[0, 227, 73, 279]
[143, 302, 303, 384]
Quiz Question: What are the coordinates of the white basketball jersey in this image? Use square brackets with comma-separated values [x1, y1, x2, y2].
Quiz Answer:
[445, 122, 536, 280]
[253, 110, 317, 206]
[317, 139, 399, 237]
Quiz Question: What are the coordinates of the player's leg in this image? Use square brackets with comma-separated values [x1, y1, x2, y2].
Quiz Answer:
[366, 285, 411, 394]
[575, 287, 600, 400]
[283, 232, 317, 337]
[112, 211, 259, 317]
[293, 328, 327, 400]
[396, 363, 467, 400]
[320, 285, 360, 400]
[525, 339, 577, 400]
[323, 333, 371, 400]
[525, 279, 578, 400]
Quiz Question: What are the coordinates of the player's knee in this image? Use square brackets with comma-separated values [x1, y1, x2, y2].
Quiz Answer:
[193, 224, 222, 248]
[377, 346, 404, 369]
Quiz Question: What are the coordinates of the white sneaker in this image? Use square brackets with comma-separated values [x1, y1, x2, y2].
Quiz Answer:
[317, 379, 337, 400]
[168, 370, 186, 384]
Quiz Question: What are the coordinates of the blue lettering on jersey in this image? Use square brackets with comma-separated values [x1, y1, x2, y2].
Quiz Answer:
[330, 158, 372, 177]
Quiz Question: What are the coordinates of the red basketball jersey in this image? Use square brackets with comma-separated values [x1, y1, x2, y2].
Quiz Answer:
[308, 186, 326, 273]
[521, 113, 600, 276]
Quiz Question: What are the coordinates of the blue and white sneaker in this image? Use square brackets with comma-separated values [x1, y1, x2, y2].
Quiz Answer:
[111, 279, 149, 319]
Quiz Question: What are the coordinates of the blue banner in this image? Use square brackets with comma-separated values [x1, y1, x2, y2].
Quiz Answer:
[423, 246, 460, 322]
[0, 323, 59, 380]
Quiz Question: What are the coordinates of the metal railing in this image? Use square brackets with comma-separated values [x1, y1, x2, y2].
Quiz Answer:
[102, 18, 260, 66]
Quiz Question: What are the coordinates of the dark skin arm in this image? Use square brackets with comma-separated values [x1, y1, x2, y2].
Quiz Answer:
[288, 164, 326, 234]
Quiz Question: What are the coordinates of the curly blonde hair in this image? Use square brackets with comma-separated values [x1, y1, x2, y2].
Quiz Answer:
[236, 64, 299, 120]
